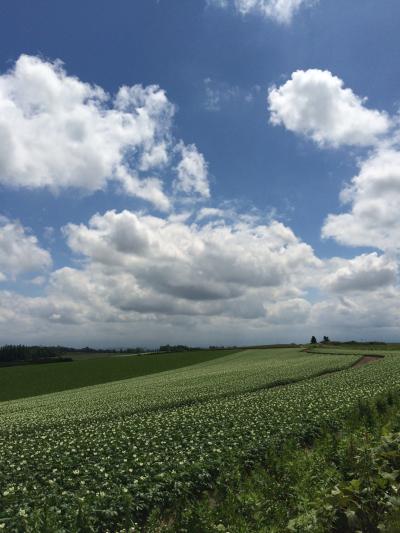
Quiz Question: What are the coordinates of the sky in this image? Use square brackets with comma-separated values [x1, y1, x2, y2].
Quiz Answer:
[1, 0, 400, 347]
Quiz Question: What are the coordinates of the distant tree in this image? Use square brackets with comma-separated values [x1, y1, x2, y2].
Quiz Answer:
[323, 336, 330, 343]
[310, 336, 317, 344]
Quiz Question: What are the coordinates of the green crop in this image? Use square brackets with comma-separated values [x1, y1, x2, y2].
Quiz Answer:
[0, 349, 240, 402]
[0, 347, 397, 531]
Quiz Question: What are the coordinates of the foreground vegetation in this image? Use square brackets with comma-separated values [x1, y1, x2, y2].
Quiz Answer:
[0, 348, 383, 530]
[0, 349, 239, 402]
[1, 347, 400, 531]
[155, 392, 400, 532]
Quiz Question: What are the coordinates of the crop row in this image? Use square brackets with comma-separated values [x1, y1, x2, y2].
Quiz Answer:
[0, 349, 395, 531]
[0, 349, 358, 431]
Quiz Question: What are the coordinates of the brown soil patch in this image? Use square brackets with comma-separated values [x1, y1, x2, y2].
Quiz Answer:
[352, 355, 382, 368]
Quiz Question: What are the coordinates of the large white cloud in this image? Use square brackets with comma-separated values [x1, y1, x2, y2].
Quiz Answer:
[2, 57, 400, 344]
[2, 211, 400, 344]
[0, 208, 327, 344]
[266, 68, 400, 340]
[3, 208, 394, 340]
[300, 251, 400, 336]
[209, 0, 317, 24]
[265, 297, 311, 324]
[323, 147, 400, 250]
[62, 209, 320, 315]
[310, 287, 400, 332]
[0, 55, 210, 210]
[271, 69, 400, 256]
[268, 69, 390, 147]
[0, 217, 51, 280]
[324, 253, 398, 293]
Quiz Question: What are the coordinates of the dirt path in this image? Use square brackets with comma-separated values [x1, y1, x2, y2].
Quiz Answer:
[301, 350, 384, 381]
[352, 355, 383, 368]
[303, 349, 383, 370]
[314, 356, 381, 381]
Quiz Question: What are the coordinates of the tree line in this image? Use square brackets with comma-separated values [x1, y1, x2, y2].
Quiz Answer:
[0, 345, 66, 363]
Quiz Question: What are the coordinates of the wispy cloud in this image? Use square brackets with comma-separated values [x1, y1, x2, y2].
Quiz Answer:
[207, 0, 318, 24]
[204, 78, 261, 111]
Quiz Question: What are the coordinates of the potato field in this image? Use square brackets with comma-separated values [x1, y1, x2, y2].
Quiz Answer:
[0, 347, 399, 531]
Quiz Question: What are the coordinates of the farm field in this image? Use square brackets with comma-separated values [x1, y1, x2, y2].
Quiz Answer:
[0, 349, 239, 402]
[1, 347, 400, 531]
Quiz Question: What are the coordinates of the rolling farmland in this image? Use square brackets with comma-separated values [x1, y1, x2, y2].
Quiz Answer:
[0, 349, 240, 402]
[0, 347, 399, 531]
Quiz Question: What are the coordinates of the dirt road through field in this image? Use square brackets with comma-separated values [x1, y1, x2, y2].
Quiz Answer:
[352, 355, 382, 368]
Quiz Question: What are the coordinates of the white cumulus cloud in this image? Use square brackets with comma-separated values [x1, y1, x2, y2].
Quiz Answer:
[60, 208, 319, 319]
[0, 217, 51, 280]
[323, 147, 400, 250]
[324, 253, 398, 293]
[310, 287, 400, 332]
[0, 54, 210, 210]
[268, 69, 390, 147]
[3, 208, 400, 344]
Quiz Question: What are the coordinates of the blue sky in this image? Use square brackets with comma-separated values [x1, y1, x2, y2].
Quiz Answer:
[1, 0, 400, 346]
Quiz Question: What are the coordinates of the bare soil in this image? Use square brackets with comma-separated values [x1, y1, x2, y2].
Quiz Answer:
[352, 355, 383, 368]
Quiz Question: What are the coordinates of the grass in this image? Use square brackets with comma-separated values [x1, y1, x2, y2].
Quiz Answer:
[0, 348, 240, 402]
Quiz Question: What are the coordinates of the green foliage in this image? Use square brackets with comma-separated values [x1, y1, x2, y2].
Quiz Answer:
[0, 347, 398, 531]
[0, 349, 239, 401]
[156, 398, 400, 533]
[0, 344, 64, 363]
[324, 429, 400, 531]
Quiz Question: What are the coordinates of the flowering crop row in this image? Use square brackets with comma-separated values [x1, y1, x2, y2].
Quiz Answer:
[0, 348, 396, 531]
